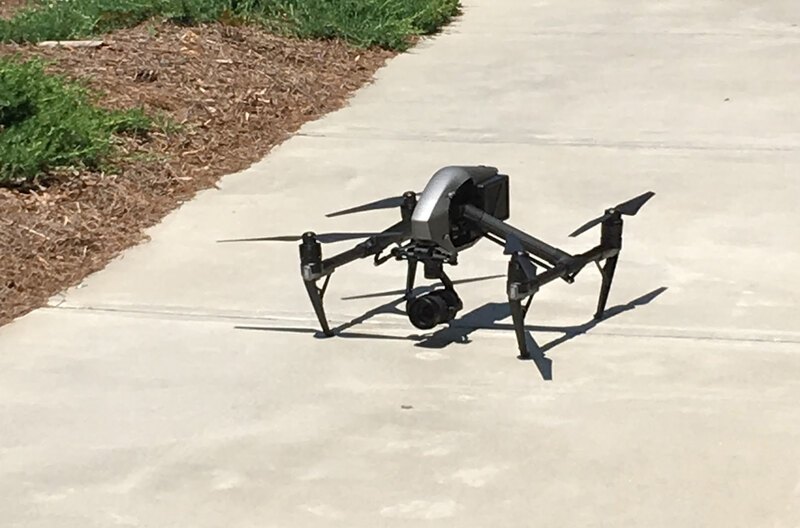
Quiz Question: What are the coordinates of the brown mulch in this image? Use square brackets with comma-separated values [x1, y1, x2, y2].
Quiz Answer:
[0, 0, 31, 19]
[0, 22, 394, 325]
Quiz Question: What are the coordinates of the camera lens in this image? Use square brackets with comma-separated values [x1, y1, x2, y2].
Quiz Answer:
[407, 289, 463, 330]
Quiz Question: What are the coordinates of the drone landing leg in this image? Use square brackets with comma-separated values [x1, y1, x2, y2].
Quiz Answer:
[506, 254, 537, 359]
[509, 298, 533, 359]
[303, 276, 334, 337]
[405, 258, 417, 299]
[594, 213, 623, 320]
[594, 255, 618, 320]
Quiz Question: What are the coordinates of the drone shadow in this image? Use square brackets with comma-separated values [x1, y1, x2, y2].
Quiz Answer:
[236, 280, 668, 381]
[409, 286, 667, 380]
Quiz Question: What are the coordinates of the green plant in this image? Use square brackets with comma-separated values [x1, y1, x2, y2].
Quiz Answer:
[0, 56, 152, 185]
[0, 0, 461, 50]
[261, 0, 461, 49]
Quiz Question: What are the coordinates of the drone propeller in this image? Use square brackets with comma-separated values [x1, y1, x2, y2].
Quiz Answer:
[218, 232, 400, 244]
[325, 191, 417, 218]
[503, 235, 537, 281]
[569, 191, 655, 237]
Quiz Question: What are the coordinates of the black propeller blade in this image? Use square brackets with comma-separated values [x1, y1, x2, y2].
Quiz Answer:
[218, 232, 400, 244]
[326, 191, 417, 218]
[326, 196, 403, 217]
[503, 235, 537, 281]
[615, 191, 655, 216]
[569, 191, 655, 238]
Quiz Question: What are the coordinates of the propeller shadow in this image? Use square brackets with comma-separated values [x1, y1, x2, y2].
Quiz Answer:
[236, 293, 408, 341]
[340, 274, 505, 301]
[235, 326, 408, 341]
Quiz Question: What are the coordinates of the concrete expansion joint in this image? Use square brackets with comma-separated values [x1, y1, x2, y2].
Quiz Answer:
[293, 132, 800, 153]
[44, 303, 800, 347]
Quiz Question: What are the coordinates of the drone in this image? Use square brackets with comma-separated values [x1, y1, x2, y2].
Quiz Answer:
[222, 166, 654, 359]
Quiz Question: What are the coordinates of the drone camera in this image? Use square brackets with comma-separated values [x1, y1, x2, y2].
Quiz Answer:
[406, 289, 463, 330]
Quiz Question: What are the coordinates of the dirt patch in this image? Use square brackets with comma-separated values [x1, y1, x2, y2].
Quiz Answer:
[0, 22, 394, 325]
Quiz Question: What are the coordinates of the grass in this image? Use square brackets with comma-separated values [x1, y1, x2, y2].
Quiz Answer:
[0, 0, 461, 50]
[0, 56, 152, 185]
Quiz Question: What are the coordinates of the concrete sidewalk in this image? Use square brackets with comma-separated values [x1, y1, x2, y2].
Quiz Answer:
[2, 0, 800, 526]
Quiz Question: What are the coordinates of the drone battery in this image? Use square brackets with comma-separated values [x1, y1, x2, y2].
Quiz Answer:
[476, 173, 510, 221]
